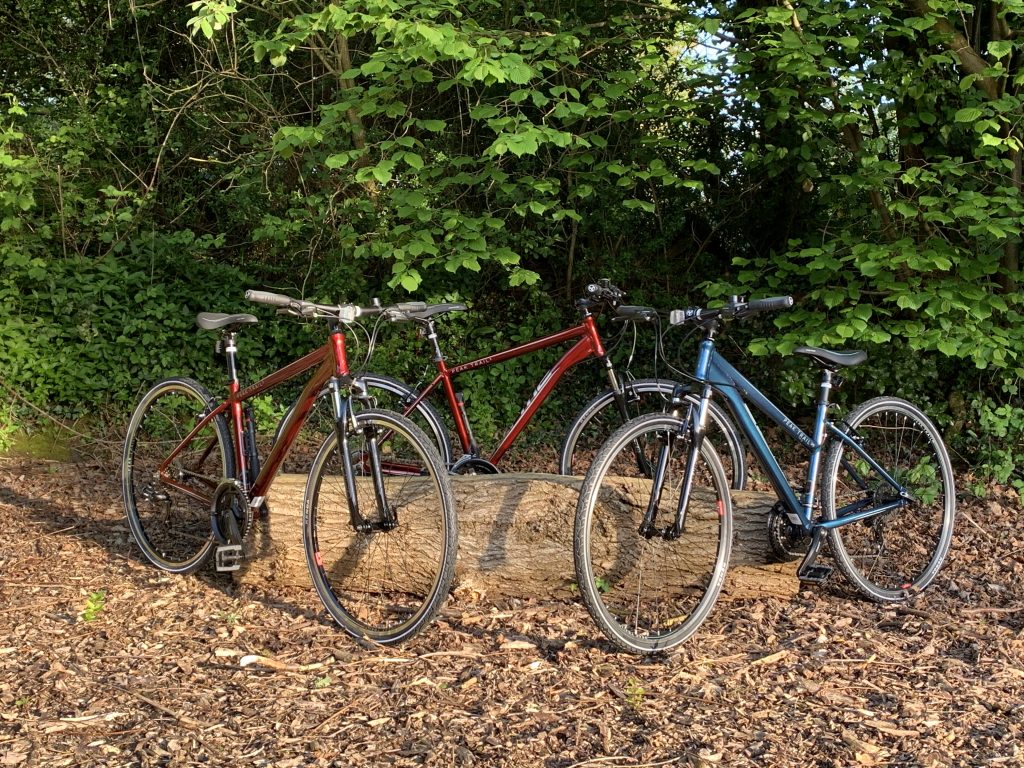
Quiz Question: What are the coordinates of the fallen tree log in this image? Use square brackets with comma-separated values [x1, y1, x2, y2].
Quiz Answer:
[237, 473, 798, 601]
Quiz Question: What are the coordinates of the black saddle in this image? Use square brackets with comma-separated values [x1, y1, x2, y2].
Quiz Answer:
[794, 346, 867, 369]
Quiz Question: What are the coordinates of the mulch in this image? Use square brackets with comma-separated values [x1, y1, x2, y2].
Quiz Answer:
[0, 458, 1021, 767]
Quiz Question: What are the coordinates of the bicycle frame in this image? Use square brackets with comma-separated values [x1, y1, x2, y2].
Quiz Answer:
[157, 336, 344, 512]
[690, 338, 910, 532]
[405, 314, 614, 464]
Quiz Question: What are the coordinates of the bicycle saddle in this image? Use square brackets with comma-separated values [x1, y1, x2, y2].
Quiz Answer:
[196, 312, 260, 332]
[794, 346, 867, 369]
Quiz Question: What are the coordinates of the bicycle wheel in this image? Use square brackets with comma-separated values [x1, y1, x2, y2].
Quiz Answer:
[122, 377, 232, 573]
[573, 412, 733, 654]
[303, 408, 458, 645]
[276, 374, 453, 471]
[822, 396, 955, 602]
[559, 378, 747, 490]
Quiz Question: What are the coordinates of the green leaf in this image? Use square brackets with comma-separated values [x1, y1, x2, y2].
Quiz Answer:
[954, 107, 984, 123]
[987, 40, 1013, 59]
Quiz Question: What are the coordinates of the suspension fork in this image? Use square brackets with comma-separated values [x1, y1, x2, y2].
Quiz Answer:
[637, 388, 706, 539]
[642, 387, 711, 540]
[668, 397, 708, 539]
[331, 383, 395, 533]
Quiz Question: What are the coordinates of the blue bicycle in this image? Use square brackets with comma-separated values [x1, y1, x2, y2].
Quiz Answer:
[573, 295, 956, 654]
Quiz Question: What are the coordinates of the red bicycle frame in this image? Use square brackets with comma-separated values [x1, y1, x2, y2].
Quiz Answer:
[404, 313, 614, 465]
[157, 331, 348, 510]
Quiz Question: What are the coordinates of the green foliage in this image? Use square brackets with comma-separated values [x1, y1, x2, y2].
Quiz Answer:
[2, 0, 1023, 486]
[964, 395, 1024, 493]
[184, 0, 710, 292]
[701, 0, 1024, 380]
[80, 590, 106, 622]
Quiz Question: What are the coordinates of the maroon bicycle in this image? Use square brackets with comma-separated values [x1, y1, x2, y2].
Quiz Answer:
[121, 291, 458, 646]
[307, 280, 746, 483]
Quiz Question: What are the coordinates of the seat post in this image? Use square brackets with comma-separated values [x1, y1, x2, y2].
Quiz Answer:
[222, 331, 240, 388]
[817, 368, 834, 409]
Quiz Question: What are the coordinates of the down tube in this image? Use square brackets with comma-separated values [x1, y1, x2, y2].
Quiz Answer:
[708, 354, 812, 511]
[489, 336, 597, 464]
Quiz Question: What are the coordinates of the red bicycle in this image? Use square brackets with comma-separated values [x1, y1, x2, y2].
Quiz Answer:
[121, 291, 458, 646]
[302, 280, 746, 484]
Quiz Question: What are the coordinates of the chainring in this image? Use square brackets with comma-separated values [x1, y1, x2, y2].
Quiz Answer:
[766, 502, 811, 562]
[210, 479, 253, 546]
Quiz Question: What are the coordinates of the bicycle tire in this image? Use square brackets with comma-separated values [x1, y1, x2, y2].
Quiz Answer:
[122, 377, 232, 573]
[559, 378, 747, 490]
[275, 373, 453, 470]
[822, 396, 955, 602]
[573, 412, 733, 654]
[302, 408, 458, 645]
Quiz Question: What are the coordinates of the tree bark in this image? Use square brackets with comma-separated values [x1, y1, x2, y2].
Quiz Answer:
[237, 474, 799, 602]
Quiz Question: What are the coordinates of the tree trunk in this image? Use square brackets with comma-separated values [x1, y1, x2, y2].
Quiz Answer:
[237, 474, 799, 602]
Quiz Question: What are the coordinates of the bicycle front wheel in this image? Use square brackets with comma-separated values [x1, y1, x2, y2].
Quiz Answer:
[822, 397, 955, 602]
[121, 377, 232, 573]
[559, 378, 747, 490]
[573, 412, 733, 654]
[303, 408, 458, 645]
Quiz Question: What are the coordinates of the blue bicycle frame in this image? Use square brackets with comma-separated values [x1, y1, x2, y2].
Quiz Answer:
[688, 338, 911, 533]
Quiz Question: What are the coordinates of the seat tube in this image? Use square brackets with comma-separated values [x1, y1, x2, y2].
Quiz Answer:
[223, 332, 247, 482]
[802, 369, 833, 517]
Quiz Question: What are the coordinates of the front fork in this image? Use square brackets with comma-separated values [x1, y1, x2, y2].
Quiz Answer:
[330, 380, 396, 534]
[639, 384, 710, 540]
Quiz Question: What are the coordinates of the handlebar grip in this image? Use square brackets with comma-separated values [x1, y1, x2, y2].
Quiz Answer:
[390, 302, 428, 314]
[615, 305, 658, 322]
[745, 296, 794, 314]
[245, 290, 293, 308]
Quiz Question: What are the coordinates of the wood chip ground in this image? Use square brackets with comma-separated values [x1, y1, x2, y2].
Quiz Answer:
[1, 458, 1021, 767]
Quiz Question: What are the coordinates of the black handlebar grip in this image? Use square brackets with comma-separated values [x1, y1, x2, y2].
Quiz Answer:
[745, 296, 794, 314]
[245, 290, 293, 307]
[615, 305, 657, 322]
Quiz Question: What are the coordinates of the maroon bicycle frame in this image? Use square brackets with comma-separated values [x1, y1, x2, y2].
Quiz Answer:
[404, 313, 611, 465]
[157, 331, 349, 509]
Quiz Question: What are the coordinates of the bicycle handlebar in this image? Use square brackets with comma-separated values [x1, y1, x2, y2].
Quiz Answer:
[245, 290, 384, 322]
[669, 295, 793, 326]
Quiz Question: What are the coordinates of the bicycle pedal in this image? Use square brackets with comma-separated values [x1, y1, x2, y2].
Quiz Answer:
[215, 544, 243, 572]
[797, 564, 833, 584]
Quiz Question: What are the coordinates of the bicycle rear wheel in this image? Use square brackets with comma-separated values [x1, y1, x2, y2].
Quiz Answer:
[122, 377, 232, 573]
[822, 397, 955, 601]
[573, 412, 732, 654]
[559, 378, 747, 490]
[303, 408, 458, 645]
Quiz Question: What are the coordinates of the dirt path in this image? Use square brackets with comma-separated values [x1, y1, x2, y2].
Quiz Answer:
[1, 459, 1021, 767]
